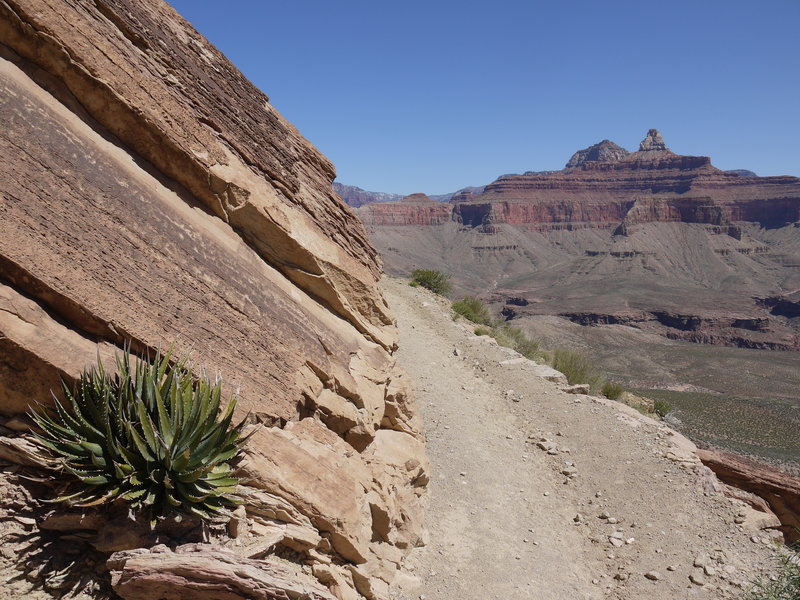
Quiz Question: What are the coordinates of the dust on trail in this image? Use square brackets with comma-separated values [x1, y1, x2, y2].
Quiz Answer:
[382, 277, 775, 600]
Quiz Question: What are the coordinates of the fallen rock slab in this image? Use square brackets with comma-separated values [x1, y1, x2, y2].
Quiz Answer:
[697, 449, 800, 542]
[109, 543, 337, 600]
[529, 364, 568, 384]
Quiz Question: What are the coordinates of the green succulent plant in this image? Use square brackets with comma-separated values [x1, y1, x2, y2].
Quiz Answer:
[30, 347, 252, 522]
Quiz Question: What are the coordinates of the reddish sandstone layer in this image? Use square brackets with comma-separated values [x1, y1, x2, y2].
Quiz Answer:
[0, 2, 426, 598]
[698, 450, 800, 542]
[358, 138, 800, 230]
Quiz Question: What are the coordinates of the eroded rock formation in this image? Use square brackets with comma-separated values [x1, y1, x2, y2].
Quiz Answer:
[0, 1, 426, 598]
[565, 139, 630, 168]
[698, 450, 800, 542]
[108, 544, 338, 600]
[359, 129, 800, 231]
[356, 130, 800, 350]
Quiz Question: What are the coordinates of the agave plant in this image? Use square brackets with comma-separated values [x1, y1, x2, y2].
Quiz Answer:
[30, 347, 252, 522]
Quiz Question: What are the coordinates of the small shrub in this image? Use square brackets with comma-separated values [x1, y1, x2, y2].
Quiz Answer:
[409, 269, 451, 296]
[452, 296, 492, 325]
[507, 330, 536, 358]
[485, 323, 543, 361]
[30, 348, 252, 522]
[602, 381, 625, 400]
[474, 326, 492, 336]
[746, 545, 800, 600]
[514, 337, 542, 361]
[552, 348, 600, 387]
[653, 399, 672, 417]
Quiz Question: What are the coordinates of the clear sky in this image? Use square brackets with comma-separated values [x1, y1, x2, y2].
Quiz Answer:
[167, 1, 799, 195]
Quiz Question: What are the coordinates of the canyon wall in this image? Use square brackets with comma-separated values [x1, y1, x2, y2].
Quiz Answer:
[358, 150, 800, 231]
[0, 1, 425, 598]
[357, 131, 800, 351]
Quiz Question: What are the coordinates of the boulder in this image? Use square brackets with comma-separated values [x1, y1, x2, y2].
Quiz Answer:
[108, 543, 337, 600]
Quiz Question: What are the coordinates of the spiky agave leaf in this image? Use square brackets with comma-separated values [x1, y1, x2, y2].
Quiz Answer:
[29, 345, 251, 522]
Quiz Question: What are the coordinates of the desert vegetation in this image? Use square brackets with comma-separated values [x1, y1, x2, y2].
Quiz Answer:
[456, 297, 545, 361]
[551, 348, 603, 391]
[409, 268, 451, 296]
[29, 348, 251, 523]
[601, 380, 625, 400]
[452, 296, 492, 325]
[453, 295, 633, 399]
[747, 544, 800, 600]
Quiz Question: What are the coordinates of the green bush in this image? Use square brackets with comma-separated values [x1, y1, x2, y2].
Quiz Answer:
[552, 348, 602, 389]
[602, 381, 625, 400]
[474, 326, 492, 336]
[653, 399, 672, 417]
[409, 269, 451, 296]
[30, 348, 252, 523]
[452, 296, 492, 325]
[746, 545, 799, 600]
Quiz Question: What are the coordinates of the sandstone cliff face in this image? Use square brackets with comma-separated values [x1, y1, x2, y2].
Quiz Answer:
[358, 194, 452, 226]
[698, 450, 800, 543]
[0, 1, 426, 598]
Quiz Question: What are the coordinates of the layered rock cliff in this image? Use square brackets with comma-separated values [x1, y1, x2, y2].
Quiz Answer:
[0, 1, 426, 599]
[357, 130, 800, 351]
[359, 130, 800, 231]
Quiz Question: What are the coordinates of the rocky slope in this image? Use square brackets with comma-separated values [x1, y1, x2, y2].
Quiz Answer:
[0, 1, 425, 599]
[357, 130, 800, 351]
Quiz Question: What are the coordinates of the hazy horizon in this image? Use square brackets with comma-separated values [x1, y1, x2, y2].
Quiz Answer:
[167, 1, 800, 195]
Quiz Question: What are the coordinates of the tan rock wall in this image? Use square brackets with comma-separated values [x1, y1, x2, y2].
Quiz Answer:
[0, 1, 426, 598]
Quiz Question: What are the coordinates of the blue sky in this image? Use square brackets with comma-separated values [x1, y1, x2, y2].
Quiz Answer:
[167, 1, 799, 195]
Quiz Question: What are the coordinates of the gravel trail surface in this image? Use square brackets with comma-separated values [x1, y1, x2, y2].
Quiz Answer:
[383, 277, 776, 600]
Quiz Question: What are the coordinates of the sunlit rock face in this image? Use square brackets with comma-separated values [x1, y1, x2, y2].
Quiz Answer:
[0, 1, 427, 598]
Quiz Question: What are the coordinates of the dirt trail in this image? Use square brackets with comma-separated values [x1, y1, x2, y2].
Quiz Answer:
[382, 278, 776, 600]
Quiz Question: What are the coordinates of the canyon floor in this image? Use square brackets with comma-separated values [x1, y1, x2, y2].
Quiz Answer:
[382, 277, 781, 600]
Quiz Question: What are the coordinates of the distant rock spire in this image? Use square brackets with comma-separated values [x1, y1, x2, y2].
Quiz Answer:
[639, 129, 667, 152]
